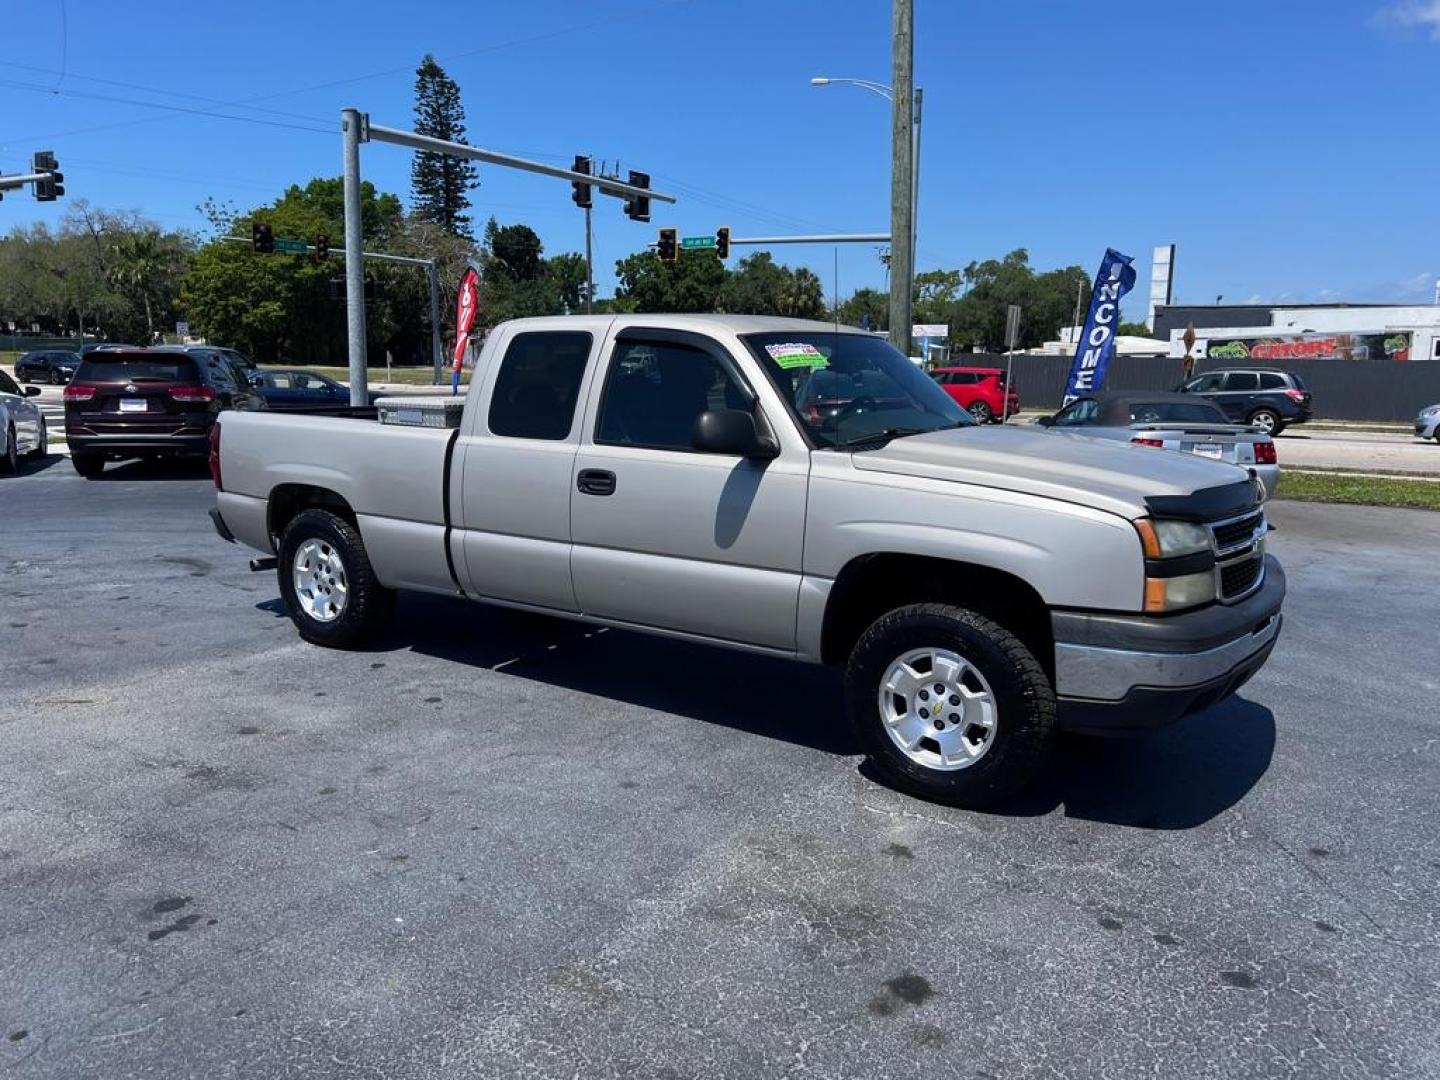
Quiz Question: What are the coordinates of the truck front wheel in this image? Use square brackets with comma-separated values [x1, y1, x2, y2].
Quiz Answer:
[844, 604, 1055, 808]
[278, 509, 394, 648]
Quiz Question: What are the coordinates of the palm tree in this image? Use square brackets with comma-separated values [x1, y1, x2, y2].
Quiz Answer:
[109, 229, 171, 342]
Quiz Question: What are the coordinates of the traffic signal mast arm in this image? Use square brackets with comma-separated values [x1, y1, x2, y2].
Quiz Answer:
[360, 120, 675, 208]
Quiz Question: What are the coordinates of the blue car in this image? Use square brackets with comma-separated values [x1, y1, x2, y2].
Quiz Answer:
[251, 369, 365, 409]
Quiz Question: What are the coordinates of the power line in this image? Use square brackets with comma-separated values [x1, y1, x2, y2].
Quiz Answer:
[0, 0, 688, 145]
[0, 78, 332, 139]
[0, 61, 331, 126]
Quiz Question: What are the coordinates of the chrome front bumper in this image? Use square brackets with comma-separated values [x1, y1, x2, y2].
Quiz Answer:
[1050, 556, 1286, 733]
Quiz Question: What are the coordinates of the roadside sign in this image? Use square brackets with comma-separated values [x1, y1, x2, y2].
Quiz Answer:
[681, 235, 716, 251]
[175, 321, 190, 339]
[274, 237, 308, 255]
[1005, 305, 1022, 349]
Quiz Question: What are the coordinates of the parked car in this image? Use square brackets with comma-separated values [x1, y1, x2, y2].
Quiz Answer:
[63, 347, 266, 478]
[80, 342, 140, 355]
[13, 348, 80, 385]
[1415, 403, 1440, 443]
[211, 314, 1284, 808]
[0, 368, 47, 472]
[1036, 392, 1279, 499]
[931, 366, 1019, 423]
[1175, 368, 1312, 434]
[251, 369, 362, 409]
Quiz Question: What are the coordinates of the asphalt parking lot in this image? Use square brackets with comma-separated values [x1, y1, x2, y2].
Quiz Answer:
[2, 459, 1438, 1079]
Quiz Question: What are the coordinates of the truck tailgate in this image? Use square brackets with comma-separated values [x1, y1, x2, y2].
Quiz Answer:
[218, 411, 453, 526]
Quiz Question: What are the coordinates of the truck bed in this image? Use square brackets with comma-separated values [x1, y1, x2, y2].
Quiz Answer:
[218, 410, 454, 527]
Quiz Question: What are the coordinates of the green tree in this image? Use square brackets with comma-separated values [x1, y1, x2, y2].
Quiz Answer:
[109, 228, 189, 342]
[835, 286, 888, 331]
[950, 249, 1088, 351]
[410, 55, 479, 238]
[1118, 320, 1153, 337]
[613, 249, 726, 313]
[717, 252, 826, 317]
[179, 177, 403, 363]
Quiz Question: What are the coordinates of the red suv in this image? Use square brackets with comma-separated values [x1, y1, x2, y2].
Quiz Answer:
[931, 367, 1019, 423]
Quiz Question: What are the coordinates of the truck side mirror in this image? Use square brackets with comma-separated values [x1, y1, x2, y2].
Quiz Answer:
[692, 409, 778, 459]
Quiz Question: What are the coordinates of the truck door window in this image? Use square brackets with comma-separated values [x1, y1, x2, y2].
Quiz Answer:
[597, 339, 748, 451]
[487, 331, 592, 440]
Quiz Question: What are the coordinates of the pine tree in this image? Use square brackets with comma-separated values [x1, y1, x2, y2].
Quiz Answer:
[410, 55, 479, 238]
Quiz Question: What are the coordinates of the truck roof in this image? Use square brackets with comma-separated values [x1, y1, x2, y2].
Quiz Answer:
[494, 313, 873, 337]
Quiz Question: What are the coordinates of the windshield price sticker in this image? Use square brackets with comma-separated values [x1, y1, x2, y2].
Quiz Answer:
[765, 342, 828, 369]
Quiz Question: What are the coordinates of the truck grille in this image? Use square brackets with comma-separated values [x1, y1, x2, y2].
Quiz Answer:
[1211, 509, 1264, 552]
[1220, 555, 1262, 599]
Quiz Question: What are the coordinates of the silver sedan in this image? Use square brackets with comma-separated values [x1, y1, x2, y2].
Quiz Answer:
[1037, 391, 1281, 499]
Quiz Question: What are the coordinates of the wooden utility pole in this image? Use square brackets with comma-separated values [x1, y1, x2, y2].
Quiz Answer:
[887, 0, 915, 356]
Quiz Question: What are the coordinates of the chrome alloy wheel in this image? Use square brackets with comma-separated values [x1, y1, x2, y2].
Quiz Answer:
[877, 647, 998, 771]
[292, 538, 349, 623]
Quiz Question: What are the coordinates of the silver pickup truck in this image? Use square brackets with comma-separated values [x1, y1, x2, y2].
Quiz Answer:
[210, 314, 1284, 807]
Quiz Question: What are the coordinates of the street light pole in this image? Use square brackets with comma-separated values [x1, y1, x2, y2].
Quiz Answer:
[811, 66, 921, 350]
[888, 0, 915, 356]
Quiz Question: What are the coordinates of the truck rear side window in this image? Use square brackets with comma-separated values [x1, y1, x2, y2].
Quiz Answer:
[487, 332, 592, 440]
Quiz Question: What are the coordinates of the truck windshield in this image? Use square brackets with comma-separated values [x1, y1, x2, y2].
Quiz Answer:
[742, 331, 971, 449]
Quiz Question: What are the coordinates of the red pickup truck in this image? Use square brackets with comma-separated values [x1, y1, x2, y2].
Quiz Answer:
[931, 367, 1019, 423]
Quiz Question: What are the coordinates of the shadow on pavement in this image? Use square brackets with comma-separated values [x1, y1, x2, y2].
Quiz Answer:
[10, 453, 64, 476]
[360, 591, 855, 756]
[90, 458, 212, 482]
[989, 696, 1276, 829]
[256, 590, 1275, 818]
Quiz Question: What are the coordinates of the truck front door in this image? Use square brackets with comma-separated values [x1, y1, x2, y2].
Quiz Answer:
[569, 328, 808, 651]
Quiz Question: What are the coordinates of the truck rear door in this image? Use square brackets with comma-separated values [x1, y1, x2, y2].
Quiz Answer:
[453, 326, 600, 611]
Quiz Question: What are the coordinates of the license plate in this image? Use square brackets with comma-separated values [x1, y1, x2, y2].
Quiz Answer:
[119, 398, 148, 413]
[1191, 442, 1223, 459]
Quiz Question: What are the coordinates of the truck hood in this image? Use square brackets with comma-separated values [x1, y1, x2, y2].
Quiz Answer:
[849, 425, 1254, 518]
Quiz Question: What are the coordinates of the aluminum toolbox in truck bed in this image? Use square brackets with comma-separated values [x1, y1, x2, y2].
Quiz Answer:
[375, 396, 466, 429]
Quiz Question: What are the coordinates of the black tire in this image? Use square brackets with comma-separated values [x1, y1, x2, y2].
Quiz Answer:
[844, 603, 1055, 808]
[0, 426, 17, 474]
[1248, 408, 1281, 436]
[71, 451, 104, 478]
[968, 401, 993, 424]
[277, 509, 394, 648]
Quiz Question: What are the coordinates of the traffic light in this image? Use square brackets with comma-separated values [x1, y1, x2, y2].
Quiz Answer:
[252, 221, 274, 254]
[571, 155, 592, 209]
[623, 170, 650, 222]
[657, 227, 678, 263]
[715, 226, 731, 260]
[33, 151, 62, 202]
[314, 233, 330, 260]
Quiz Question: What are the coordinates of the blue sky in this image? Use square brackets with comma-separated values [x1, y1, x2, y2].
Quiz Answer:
[3, 0, 1439, 317]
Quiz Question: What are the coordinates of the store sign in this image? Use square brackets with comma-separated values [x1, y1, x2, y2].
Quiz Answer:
[1205, 332, 1411, 362]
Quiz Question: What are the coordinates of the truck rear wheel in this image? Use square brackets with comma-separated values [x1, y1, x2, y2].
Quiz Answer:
[278, 509, 394, 648]
[844, 603, 1055, 808]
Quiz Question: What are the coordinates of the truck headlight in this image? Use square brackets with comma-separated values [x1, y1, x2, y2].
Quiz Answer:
[1134, 518, 1212, 558]
[1135, 518, 1218, 612]
[1144, 571, 1217, 613]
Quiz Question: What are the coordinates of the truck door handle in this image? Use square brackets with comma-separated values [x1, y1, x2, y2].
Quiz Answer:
[577, 469, 616, 496]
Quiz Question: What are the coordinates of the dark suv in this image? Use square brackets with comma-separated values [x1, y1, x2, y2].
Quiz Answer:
[1175, 368, 1312, 435]
[63, 348, 265, 478]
